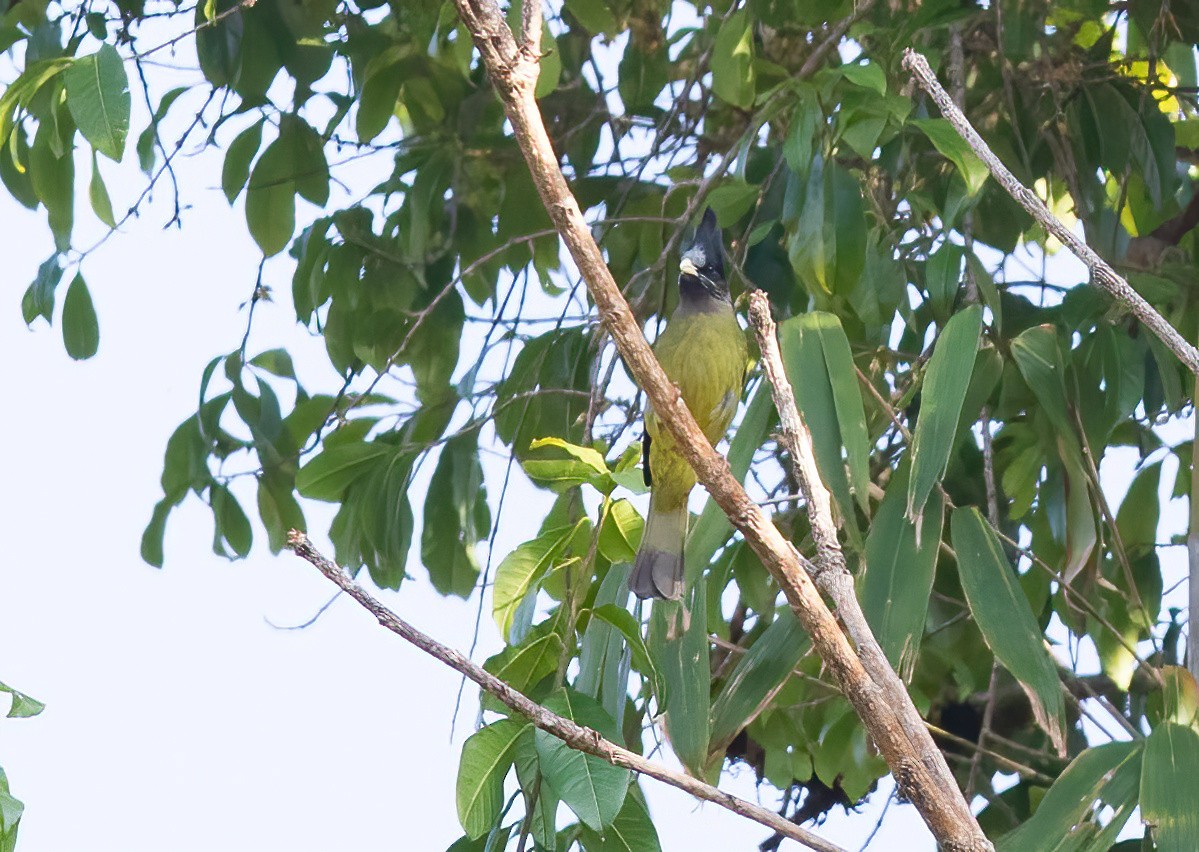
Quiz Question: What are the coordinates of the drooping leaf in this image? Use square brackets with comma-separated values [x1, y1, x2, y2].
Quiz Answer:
[1141, 722, 1199, 852]
[64, 45, 130, 162]
[952, 507, 1067, 755]
[88, 151, 115, 227]
[534, 689, 630, 831]
[493, 523, 580, 641]
[711, 10, 755, 108]
[859, 463, 943, 677]
[589, 604, 665, 707]
[61, 274, 99, 360]
[707, 607, 810, 763]
[222, 118, 264, 203]
[577, 792, 662, 852]
[996, 741, 1142, 851]
[907, 305, 982, 524]
[456, 718, 529, 840]
[913, 117, 989, 195]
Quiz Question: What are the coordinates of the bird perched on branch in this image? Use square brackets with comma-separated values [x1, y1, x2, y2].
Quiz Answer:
[631, 209, 748, 600]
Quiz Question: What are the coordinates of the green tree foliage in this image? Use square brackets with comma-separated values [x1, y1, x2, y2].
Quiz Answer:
[5, 0, 1199, 846]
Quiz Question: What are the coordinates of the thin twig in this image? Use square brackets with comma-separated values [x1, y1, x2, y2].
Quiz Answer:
[902, 49, 1199, 376]
[286, 532, 846, 852]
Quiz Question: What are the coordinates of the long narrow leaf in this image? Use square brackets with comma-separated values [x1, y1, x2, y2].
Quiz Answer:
[907, 305, 982, 524]
[859, 463, 943, 677]
[1141, 722, 1199, 852]
[996, 741, 1142, 852]
[707, 608, 811, 764]
[952, 507, 1068, 755]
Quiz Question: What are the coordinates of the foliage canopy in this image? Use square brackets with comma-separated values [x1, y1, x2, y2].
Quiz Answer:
[5, 0, 1199, 847]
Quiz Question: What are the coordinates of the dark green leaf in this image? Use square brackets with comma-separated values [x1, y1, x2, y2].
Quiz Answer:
[88, 151, 115, 227]
[907, 305, 982, 524]
[211, 483, 252, 559]
[21, 256, 62, 326]
[860, 463, 943, 677]
[535, 689, 630, 831]
[61, 273, 99, 360]
[222, 118, 264, 203]
[577, 792, 662, 852]
[952, 507, 1067, 755]
[64, 45, 130, 161]
[296, 441, 388, 501]
[913, 118, 988, 195]
[590, 604, 665, 706]
[711, 10, 754, 108]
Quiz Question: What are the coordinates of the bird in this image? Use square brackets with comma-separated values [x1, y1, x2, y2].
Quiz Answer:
[630, 208, 748, 600]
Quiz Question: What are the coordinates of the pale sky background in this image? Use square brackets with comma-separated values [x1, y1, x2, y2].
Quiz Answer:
[0, 9, 1190, 852]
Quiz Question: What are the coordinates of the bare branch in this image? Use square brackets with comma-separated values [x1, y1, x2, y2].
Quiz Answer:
[748, 292, 993, 850]
[902, 48, 1199, 376]
[444, 3, 991, 846]
[286, 531, 846, 852]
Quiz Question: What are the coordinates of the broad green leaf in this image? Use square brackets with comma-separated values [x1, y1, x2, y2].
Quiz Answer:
[356, 53, 403, 143]
[907, 305, 982, 524]
[0, 682, 44, 718]
[597, 499, 643, 564]
[493, 523, 579, 640]
[423, 434, 489, 598]
[30, 118, 74, 252]
[456, 718, 529, 840]
[577, 564, 632, 725]
[256, 472, 305, 555]
[0, 766, 23, 852]
[534, 689, 630, 831]
[0, 58, 73, 147]
[1141, 722, 1199, 852]
[211, 483, 252, 559]
[88, 151, 115, 227]
[707, 607, 811, 763]
[483, 630, 563, 714]
[245, 137, 296, 257]
[64, 45, 130, 162]
[997, 741, 1142, 851]
[21, 256, 63, 326]
[913, 118, 988, 195]
[222, 119, 264, 203]
[61, 274, 99, 360]
[706, 180, 760, 227]
[524, 437, 615, 493]
[711, 10, 754, 108]
[577, 793, 662, 852]
[952, 507, 1067, 755]
[1010, 325, 1073, 438]
[859, 463, 943, 677]
[513, 728, 560, 850]
[564, 0, 617, 35]
[296, 442, 389, 501]
[141, 498, 172, 568]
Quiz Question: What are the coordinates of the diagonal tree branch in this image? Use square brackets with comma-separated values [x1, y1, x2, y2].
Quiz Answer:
[286, 531, 846, 852]
[449, 3, 992, 849]
[902, 48, 1199, 376]
[747, 292, 991, 843]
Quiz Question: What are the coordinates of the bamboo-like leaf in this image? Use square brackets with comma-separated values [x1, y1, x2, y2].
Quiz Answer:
[780, 313, 860, 537]
[907, 305, 982, 524]
[996, 740, 1142, 851]
[1141, 722, 1199, 852]
[590, 604, 667, 707]
[577, 564, 632, 724]
[952, 507, 1067, 755]
[707, 608, 811, 764]
[859, 463, 943, 677]
[456, 718, 529, 840]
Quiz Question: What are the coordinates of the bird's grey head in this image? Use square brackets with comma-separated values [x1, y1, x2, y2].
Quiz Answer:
[678, 208, 729, 305]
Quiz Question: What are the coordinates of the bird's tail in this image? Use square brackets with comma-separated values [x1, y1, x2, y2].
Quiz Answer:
[630, 502, 688, 600]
